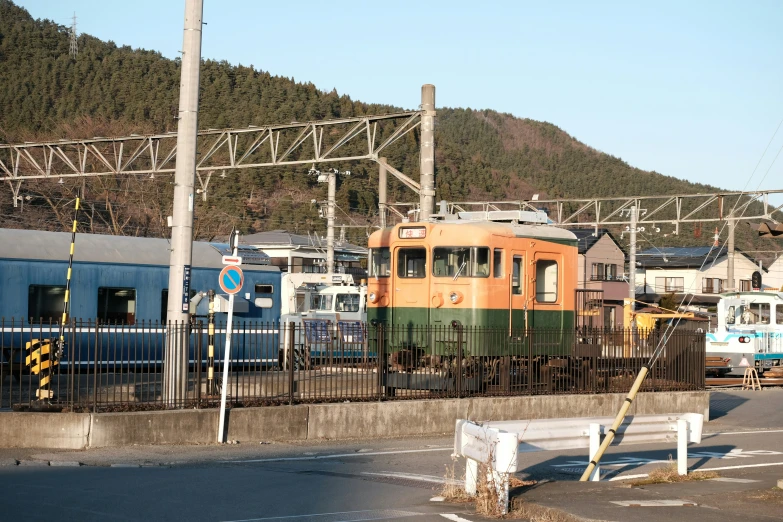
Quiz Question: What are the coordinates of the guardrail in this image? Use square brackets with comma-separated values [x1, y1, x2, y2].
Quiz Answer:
[453, 413, 704, 514]
[1, 319, 704, 411]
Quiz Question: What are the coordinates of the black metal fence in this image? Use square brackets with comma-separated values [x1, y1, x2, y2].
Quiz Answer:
[0, 318, 705, 412]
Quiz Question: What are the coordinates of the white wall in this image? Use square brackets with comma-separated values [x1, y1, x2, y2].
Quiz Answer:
[640, 254, 760, 295]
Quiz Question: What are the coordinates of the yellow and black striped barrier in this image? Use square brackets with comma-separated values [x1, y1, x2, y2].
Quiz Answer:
[25, 339, 59, 399]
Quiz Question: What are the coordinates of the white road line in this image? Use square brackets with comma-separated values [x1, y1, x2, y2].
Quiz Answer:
[709, 477, 761, 483]
[608, 473, 649, 482]
[700, 461, 783, 472]
[221, 509, 423, 522]
[219, 447, 453, 464]
[611, 500, 696, 507]
[708, 429, 783, 436]
[440, 515, 474, 522]
[361, 471, 460, 485]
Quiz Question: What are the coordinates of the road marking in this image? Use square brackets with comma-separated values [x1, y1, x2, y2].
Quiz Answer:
[430, 497, 446, 502]
[361, 471, 460, 485]
[709, 429, 783, 436]
[608, 473, 649, 482]
[222, 509, 424, 522]
[709, 477, 761, 483]
[220, 447, 453, 464]
[611, 500, 696, 507]
[700, 462, 783, 472]
[440, 515, 474, 522]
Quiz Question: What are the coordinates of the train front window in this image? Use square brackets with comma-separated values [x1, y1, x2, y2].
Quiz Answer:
[776, 305, 783, 325]
[535, 260, 558, 303]
[398, 248, 427, 278]
[432, 247, 489, 278]
[311, 294, 334, 311]
[369, 248, 391, 278]
[98, 287, 136, 325]
[336, 294, 360, 312]
[28, 285, 66, 324]
[737, 303, 770, 325]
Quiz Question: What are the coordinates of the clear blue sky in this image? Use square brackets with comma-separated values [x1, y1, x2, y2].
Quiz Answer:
[15, 0, 783, 198]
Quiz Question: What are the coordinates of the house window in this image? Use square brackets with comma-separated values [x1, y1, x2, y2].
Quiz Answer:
[605, 264, 617, 280]
[512, 255, 524, 295]
[535, 260, 558, 303]
[493, 249, 503, 278]
[656, 277, 684, 293]
[702, 277, 724, 294]
[28, 285, 66, 324]
[397, 248, 426, 278]
[98, 287, 136, 325]
[740, 280, 751, 292]
[591, 263, 604, 281]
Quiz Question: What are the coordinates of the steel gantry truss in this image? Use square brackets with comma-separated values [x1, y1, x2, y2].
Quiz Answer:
[399, 190, 783, 229]
[1, 111, 424, 206]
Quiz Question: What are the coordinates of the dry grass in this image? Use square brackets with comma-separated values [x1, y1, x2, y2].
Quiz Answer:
[747, 487, 783, 504]
[509, 499, 584, 522]
[629, 460, 718, 486]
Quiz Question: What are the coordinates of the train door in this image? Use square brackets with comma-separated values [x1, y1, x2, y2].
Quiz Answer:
[509, 251, 526, 333]
[530, 253, 563, 329]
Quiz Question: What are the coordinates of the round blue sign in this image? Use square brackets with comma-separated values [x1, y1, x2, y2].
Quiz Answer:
[219, 265, 244, 295]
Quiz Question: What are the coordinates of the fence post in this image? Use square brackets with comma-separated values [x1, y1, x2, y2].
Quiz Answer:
[455, 325, 463, 399]
[92, 320, 99, 413]
[377, 323, 385, 401]
[288, 321, 295, 406]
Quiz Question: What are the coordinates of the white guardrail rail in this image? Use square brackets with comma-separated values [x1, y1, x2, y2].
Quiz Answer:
[453, 413, 704, 514]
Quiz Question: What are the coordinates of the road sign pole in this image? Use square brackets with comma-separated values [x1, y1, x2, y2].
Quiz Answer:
[217, 230, 240, 443]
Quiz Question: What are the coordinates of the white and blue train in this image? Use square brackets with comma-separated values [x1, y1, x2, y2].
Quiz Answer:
[706, 291, 783, 375]
[0, 228, 283, 367]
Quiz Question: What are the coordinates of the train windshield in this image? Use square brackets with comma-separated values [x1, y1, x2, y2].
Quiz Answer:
[432, 247, 490, 278]
[368, 248, 391, 278]
[311, 294, 334, 311]
[336, 294, 360, 312]
[737, 302, 771, 325]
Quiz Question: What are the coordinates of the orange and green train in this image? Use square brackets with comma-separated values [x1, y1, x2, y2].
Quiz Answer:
[366, 212, 578, 357]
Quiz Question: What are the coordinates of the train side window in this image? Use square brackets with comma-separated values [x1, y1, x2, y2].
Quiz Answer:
[535, 260, 558, 303]
[512, 256, 523, 295]
[758, 303, 771, 324]
[160, 289, 197, 322]
[398, 248, 426, 278]
[98, 287, 136, 325]
[255, 284, 274, 294]
[28, 285, 66, 324]
[776, 305, 783, 325]
[493, 249, 503, 278]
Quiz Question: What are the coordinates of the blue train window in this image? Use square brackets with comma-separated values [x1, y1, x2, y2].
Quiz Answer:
[98, 287, 137, 325]
[255, 284, 274, 294]
[28, 285, 66, 324]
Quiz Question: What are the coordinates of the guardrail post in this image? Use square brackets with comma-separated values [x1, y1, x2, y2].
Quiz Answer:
[589, 423, 601, 481]
[677, 419, 688, 475]
[465, 457, 478, 496]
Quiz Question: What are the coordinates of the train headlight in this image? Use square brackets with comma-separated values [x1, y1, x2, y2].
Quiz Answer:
[739, 336, 751, 343]
[448, 291, 463, 304]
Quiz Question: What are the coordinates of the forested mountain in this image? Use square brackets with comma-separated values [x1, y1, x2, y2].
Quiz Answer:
[0, 0, 777, 257]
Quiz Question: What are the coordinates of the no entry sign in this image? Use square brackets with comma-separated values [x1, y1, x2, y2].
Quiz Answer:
[219, 265, 244, 295]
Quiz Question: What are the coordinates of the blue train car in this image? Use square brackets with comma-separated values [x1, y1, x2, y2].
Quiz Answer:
[0, 228, 282, 366]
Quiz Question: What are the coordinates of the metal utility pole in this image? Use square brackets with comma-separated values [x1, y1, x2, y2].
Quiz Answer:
[164, 0, 203, 405]
[326, 169, 336, 274]
[419, 84, 436, 221]
[727, 218, 736, 292]
[379, 157, 388, 229]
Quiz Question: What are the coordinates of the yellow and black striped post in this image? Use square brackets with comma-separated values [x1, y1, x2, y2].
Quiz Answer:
[207, 290, 216, 395]
[25, 339, 58, 399]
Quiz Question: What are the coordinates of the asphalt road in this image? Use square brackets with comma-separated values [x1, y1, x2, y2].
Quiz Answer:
[1, 389, 783, 522]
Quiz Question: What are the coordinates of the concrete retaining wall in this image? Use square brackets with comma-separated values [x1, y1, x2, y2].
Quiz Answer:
[0, 391, 709, 448]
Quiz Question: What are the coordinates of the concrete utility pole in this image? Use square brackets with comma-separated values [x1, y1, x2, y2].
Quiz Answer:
[379, 157, 388, 229]
[727, 218, 736, 292]
[419, 85, 436, 221]
[164, 0, 203, 405]
[326, 169, 336, 275]
[629, 206, 637, 302]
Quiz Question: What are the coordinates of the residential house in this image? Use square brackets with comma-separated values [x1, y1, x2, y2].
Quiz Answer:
[635, 246, 765, 309]
[764, 254, 783, 292]
[241, 230, 368, 278]
[572, 229, 629, 327]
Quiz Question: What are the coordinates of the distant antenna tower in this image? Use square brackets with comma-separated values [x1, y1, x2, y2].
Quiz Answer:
[69, 13, 78, 58]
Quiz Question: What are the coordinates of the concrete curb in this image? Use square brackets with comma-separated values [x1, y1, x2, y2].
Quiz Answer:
[0, 391, 709, 449]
